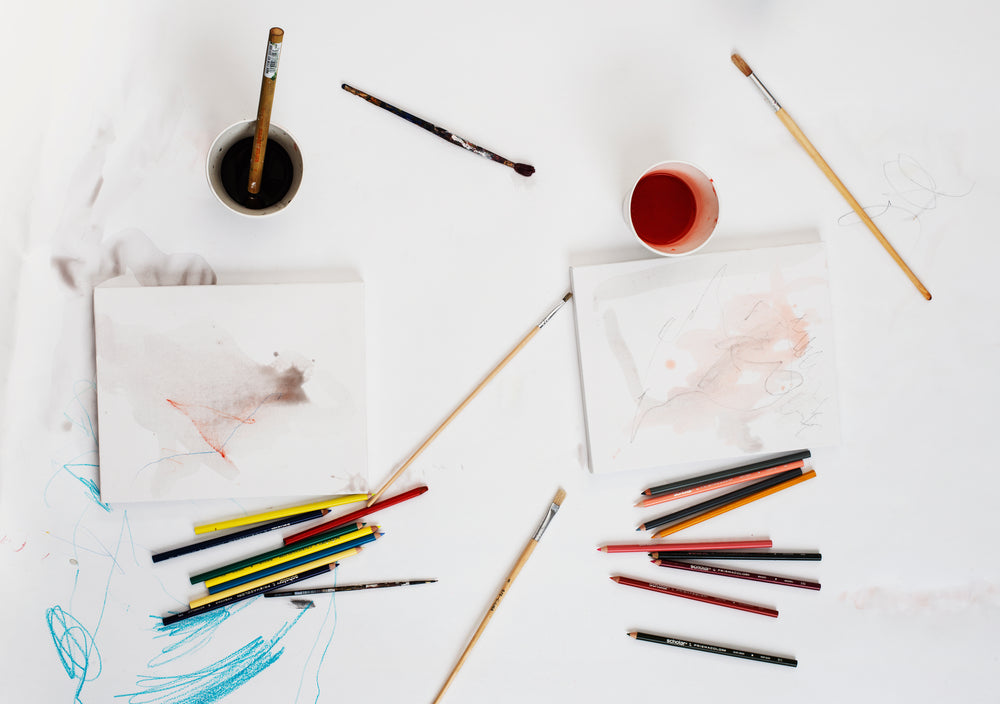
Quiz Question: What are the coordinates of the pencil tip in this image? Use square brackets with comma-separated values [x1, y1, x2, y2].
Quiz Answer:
[627, 631, 637, 638]
[513, 163, 535, 177]
[610, 575, 620, 583]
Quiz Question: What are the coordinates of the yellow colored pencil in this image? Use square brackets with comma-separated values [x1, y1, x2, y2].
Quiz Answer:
[652, 470, 817, 539]
[193, 493, 370, 534]
[203, 526, 376, 588]
[189, 547, 361, 609]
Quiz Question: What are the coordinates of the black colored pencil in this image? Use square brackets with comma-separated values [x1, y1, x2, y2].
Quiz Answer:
[643, 450, 811, 496]
[151, 509, 328, 563]
[629, 631, 797, 667]
[341, 83, 535, 177]
[652, 559, 821, 590]
[161, 563, 336, 626]
[638, 468, 803, 532]
[649, 551, 821, 561]
[264, 579, 438, 598]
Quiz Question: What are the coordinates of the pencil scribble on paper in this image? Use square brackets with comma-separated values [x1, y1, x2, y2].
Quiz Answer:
[838, 153, 973, 229]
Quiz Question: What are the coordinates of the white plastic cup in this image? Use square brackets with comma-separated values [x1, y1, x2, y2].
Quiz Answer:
[206, 120, 304, 216]
[623, 161, 719, 256]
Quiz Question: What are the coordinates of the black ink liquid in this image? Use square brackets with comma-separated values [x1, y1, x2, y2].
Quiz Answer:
[220, 137, 294, 209]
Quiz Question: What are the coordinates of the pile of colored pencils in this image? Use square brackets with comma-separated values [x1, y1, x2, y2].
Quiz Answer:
[153, 486, 428, 625]
[602, 450, 821, 667]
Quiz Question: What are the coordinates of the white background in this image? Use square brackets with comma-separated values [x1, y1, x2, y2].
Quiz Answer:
[2, 1, 998, 702]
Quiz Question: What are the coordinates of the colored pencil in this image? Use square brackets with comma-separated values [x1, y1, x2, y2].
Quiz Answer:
[193, 493, 368, 534]
[151, 509, 329, 563]
[265, 579, 438, 597]
[432, 489, 566, 704]
[611, 575, 778, 617]
[284, 486, 428, 546]
[189, 547, 361, 609]
[162, 563, 338, 626]
[638, 468, 803, 532]
[652, 470, 816, 538]
[643, 450, 810, 496]
[204, 527, 377, 590]
[207, 533, 378, 594]
[367, 293, 572, 507]
[653, 559, 821, 590]
[637, 462, 803, 507]
[650, 550, 820, 561]
[598, 539, 771, 554]
[341, 83, 535, 177]
[731, 53, 930, 300]
[190, 521, 364, 584]
[629, 631, 797, 667]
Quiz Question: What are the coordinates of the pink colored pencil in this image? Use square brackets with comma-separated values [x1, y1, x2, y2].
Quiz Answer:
[611, 575, 778, 617]
[636, 461, 804, 508]
[598, 539, 771, 554]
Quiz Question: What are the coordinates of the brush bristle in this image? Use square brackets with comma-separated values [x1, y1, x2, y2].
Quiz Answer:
[731, 53, 752, 76]
[563, 292, 573, 302]
[513, 163, 535, 177]
[553, 488, 567, 506]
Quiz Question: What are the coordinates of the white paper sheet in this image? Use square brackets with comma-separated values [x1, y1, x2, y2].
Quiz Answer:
[571, 243, 839, 473]
[94, 282, 368, 502]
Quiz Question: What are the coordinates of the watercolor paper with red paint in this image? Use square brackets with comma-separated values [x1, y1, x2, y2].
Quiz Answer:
[93, 282, 367, 503]
[570, 243, 839, 474]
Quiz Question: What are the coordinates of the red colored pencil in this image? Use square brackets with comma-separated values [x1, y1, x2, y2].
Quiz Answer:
[598, 539, 771, 554]
[652, 559, 821, 591]
[611, 575, 778, 617]
[636, 462, 803, 508]
[283, 486, 428, 546]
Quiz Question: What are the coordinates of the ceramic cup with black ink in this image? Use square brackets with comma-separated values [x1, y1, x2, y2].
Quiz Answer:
[206, 120, 303, 216]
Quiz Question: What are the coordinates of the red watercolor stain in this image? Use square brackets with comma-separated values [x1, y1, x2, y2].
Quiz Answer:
[665, 359, 677, 370]
[14, 541, 26, 553]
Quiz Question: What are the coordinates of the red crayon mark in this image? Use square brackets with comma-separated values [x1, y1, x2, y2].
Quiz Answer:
[166, 399, 259, 459]
[14, 541, 26, 553]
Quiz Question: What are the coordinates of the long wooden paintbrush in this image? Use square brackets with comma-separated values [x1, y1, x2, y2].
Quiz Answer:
[432, 489, 566, 703]
[366, 293, 572, 506]
[246, 27, 284, 206]
[731, 52, 931, 300]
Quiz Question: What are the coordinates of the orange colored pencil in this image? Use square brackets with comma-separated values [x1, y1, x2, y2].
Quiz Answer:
[652, 470, 817, 539]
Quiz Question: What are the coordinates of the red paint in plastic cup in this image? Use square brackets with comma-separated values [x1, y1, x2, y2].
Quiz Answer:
[623, 161, 719, 256]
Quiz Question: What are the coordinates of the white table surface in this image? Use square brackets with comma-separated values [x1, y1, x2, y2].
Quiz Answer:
[2, 1, 999, 702]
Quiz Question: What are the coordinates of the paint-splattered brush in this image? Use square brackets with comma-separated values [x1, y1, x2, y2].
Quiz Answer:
[730, 52, 931, 300]
[341, 83, 535, 177]
[246, 27, 284, 206]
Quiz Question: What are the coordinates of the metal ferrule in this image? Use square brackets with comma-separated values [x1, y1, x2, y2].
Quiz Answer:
[532, 501, 562, 541]
[750, 74, 781, 112]
[538, 298, 569, 328]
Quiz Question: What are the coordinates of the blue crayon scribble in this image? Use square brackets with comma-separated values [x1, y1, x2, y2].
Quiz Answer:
[294, 567, 339, 704]
[46, 606, 103, 703]
[119, 607, 309, 704]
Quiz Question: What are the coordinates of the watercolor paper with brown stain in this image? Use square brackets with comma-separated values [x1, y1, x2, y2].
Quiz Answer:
[93, 282, 367, 502]
[570, 243, 839, 474]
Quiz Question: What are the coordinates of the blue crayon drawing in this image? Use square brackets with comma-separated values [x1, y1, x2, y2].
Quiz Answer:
[46, 605, 103, 704]
[119, 607, 310, 704]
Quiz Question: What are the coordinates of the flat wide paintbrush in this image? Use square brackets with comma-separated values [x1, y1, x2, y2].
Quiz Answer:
[341, 83, 535, 177]
[730, 52, 931, 300]
[246, 27, 284, 206]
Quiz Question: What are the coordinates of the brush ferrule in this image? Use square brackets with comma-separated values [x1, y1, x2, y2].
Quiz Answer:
[538, 298, 568, 328]
[749, 74, 781, 112]
[532, 501, 562, 541]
